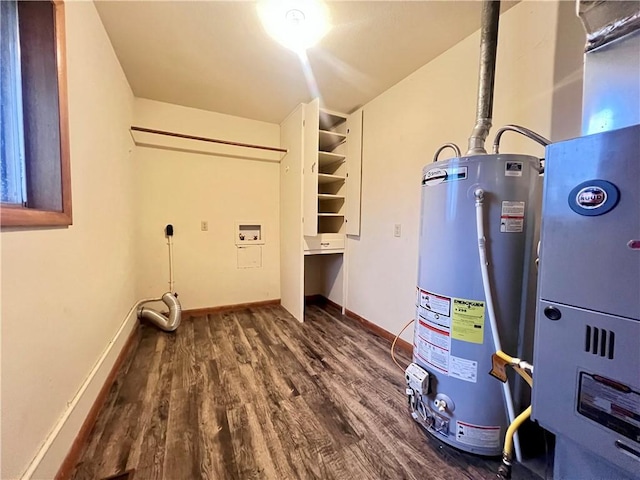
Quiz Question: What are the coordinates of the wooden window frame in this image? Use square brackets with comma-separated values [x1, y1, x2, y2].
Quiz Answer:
[1, 0, 72, 228]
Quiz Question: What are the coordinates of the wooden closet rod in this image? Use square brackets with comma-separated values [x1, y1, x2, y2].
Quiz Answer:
[130, 126, 288, 154]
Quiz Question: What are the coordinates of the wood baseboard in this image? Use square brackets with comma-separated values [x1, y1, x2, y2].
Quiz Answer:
[55, 326, 141, 480]
[182, 299, 281, 317]
[345, 308, 413, 357]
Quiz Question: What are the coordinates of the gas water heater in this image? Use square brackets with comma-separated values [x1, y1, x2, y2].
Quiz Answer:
[404, 0, 547, 461]
[410, 153, 540, 456]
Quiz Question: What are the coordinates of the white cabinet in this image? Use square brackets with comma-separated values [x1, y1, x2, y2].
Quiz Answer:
[303, 99, 320, 237]
[303, 102, 361, 242]
[280, 99, 363, 322]
[303, 233, 345, 253]
[279, 105, 305, 322]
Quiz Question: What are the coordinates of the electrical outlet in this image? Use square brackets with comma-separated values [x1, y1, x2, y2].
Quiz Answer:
[201, 221, 208, 231]
[394, 224, 401, 237]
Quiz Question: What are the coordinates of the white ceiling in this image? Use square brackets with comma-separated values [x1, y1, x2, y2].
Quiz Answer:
[95, 1, 517, 124]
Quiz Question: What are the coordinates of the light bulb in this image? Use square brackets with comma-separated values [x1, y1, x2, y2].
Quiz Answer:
[258, 0, 331, 53]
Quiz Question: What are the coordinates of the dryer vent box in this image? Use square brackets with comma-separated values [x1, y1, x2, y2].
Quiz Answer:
[236, 223, 264, 245]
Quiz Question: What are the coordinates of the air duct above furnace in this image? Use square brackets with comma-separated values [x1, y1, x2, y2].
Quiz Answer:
[579, 0, 640, 134]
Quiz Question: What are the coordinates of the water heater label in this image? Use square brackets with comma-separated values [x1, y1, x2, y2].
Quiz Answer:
[456, 421, 501, 448]
[450, 355, 478, 383]
[415, 317, 451, 374]
[505, 161, 523, 177]
[418, 289, 451, 317]
[422, 166, 467, 186]
[500, 201, 525, 233]
[451, 298, 485, 344]
[418, 306, 451, 329]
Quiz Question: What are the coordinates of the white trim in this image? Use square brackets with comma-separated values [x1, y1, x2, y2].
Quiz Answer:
[19, 304, 143, 479]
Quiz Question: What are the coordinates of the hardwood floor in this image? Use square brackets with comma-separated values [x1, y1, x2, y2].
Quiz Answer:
[70, 304, 541, 480]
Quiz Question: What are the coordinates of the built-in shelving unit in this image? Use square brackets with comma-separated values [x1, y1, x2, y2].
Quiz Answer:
[316, 109, 347, 235]
[279, 98, 363, 322]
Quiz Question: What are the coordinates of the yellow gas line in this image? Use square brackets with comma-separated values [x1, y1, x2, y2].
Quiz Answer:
[495, 350, 534, 477]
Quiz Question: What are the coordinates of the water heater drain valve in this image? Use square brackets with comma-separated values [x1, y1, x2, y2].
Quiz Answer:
[434, 398, 447, 412]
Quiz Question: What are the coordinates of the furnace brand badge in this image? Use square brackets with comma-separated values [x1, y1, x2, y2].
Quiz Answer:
[576, 186, 606, 209]
[568, 180, 619, 216]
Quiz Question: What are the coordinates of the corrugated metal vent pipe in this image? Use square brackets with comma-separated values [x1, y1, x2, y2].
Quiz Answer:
[138, 292, 182, 332]
[136, 224, 182, 332]
[466, 0, 501, 156]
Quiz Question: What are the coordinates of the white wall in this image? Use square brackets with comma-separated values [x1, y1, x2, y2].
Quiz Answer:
[0, 2, 135, 478]
[346, 0, 584, 343]
[132, 98, 281, 310]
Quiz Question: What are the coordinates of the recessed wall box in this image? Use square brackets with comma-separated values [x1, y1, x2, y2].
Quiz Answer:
[235, 223, 264, 245]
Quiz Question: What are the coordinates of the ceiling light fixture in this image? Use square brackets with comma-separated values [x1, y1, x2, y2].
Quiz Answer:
[258, 0, 331, 54]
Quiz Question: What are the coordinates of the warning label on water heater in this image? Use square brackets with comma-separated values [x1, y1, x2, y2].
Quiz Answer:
[418, 289, 451, 317]
[500, 201, 525, 233]
[415, 320, 451, 374]
[456, 421, 501, 448]
[415, 288, 453, 374]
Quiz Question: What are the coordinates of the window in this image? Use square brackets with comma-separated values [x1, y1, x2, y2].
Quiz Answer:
[1, 0, 71, 227]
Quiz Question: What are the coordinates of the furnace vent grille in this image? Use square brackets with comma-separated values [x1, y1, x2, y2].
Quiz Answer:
[585, 325, 615, 359]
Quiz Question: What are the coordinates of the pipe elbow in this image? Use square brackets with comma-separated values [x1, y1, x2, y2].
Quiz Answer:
[162, 292, 182, 331]
[138, 292, 182, 332]
[467, 119, 493, 155]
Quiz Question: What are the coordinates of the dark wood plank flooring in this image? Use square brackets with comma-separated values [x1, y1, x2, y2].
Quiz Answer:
[70, 304, 541, 480]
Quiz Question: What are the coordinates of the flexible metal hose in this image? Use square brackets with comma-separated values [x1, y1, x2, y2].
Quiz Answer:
[138, 292, 182, 332]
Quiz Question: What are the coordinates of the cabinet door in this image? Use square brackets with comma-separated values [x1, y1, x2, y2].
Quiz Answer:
[303, 99, 319, 236]
[280, 105, 305, 322]
[346, 108, 363, 236]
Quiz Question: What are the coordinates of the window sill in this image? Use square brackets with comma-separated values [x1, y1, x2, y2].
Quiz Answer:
[1, 204, 72, 228]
